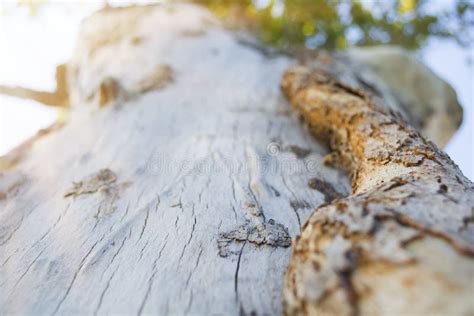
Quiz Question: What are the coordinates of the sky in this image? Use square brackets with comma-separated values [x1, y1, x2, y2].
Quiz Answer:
[423, 38, 473, 180]
[0, 1, 473, 180]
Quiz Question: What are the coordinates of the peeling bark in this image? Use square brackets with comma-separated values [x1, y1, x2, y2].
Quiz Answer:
[281, 65, 474, 316]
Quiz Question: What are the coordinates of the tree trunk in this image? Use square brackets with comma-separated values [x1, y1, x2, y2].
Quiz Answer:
[0, 3, 471, 316]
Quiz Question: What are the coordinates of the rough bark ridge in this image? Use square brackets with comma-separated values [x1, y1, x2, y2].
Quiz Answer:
[346, 46, 463, 148]
[282, 66, 474, 315]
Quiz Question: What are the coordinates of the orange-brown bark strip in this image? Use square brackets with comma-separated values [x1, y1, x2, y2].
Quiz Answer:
[281, 65, 474, 316]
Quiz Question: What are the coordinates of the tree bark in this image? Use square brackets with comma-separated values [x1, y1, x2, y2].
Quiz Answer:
[281, 66, 474, 315]
[0, 3, 471, 316]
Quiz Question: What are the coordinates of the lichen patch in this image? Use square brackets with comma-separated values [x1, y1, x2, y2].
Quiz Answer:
[64, 169, 117, 198]
[218, 219, 291, 258]
[218, 201, 291, 257]
[64, 169, 130, 217]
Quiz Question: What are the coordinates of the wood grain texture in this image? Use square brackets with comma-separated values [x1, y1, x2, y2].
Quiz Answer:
[0, 4, 348, 315]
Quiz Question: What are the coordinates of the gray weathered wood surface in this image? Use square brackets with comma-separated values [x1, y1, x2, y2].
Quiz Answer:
[0, 5, 346, 315]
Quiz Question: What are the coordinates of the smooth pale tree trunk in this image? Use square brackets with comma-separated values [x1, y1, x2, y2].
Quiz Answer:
[0, 4, 472, 316]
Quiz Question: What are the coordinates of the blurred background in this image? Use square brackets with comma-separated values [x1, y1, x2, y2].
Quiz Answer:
[0, 0, 473, 179]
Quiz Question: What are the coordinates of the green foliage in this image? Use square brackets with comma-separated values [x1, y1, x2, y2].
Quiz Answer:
[193, 0, 473, 50]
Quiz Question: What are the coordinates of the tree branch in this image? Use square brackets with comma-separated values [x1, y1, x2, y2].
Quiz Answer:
[0, 64, 68, 107]
[281, 65, 474, 316]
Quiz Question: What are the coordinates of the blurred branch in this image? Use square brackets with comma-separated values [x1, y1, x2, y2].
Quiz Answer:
[0, 64, 68, 107]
